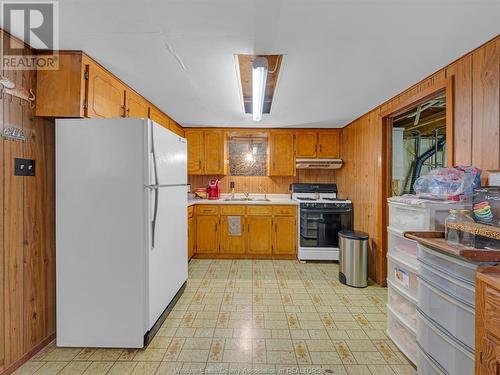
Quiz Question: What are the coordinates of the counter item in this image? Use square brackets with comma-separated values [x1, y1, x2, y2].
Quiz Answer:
[56, 118, 188, 348]
[194, 188, 208, 199]
[338, 230, 368, 288]
[227, 216, 241, 236]
[208, 178, 221, 200]
[473, 186, 500, 226]
[445, 209, 475, 247]
[413, 166, 481, 201]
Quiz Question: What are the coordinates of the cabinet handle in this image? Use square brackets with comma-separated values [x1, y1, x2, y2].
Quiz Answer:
[199, 160, 202, 170]
[319, 144, 322, 152]
[247, 224, 250, 233]
[275, 223, 277, 232]
[215, 223, 218, 232]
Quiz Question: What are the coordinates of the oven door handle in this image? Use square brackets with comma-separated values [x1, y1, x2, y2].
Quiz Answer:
[300, 208, 352, 214]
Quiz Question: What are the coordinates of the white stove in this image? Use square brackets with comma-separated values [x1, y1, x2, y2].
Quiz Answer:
[292, 184, 353, 261]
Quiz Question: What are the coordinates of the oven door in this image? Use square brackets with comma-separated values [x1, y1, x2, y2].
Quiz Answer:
[299, 207, 353, 248]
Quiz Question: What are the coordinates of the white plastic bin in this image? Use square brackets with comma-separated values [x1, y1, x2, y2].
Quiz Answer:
[388, 280, 417, 329]
[419, 258, 476, 306]
[388, 200, 461, 232]
[387, 305, 417, 364]
[417, 309, 474, 375]
[418, 244, 479, 284]
[387, 253, 418, 299]
[418, 276, 475, 350]
[387, 227, 419, 268]
[418, 346, 447, 375]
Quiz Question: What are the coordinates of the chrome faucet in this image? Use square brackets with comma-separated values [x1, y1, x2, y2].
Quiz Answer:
[243, 191, 250, 199]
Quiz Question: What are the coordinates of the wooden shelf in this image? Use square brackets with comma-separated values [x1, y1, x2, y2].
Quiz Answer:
[405, 231, 500, 262]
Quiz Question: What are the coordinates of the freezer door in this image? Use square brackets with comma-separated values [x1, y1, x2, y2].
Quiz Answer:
[149, 120, 187, 186]
[147, 185, 188, 329]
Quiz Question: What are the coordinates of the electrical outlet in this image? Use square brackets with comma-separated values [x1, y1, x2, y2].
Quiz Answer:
[14, 158, 35, 176]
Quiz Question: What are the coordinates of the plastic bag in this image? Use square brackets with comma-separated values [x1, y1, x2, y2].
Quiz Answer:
[413, 166, 481, 201]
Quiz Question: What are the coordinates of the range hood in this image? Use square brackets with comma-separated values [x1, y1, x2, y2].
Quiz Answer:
[296, 158, 343, 170]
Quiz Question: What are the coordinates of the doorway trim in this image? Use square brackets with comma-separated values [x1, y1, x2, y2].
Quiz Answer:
[378, 76, 454, 285]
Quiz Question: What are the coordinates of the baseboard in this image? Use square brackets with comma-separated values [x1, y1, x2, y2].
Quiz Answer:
[0, 333, 56, 375]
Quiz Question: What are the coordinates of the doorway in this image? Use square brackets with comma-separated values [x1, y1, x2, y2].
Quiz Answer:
[378, 76, 454, 284]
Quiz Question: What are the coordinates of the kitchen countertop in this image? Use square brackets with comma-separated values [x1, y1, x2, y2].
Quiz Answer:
[188, 194, 298, 207]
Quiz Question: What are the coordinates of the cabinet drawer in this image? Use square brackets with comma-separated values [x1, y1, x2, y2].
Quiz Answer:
[221, 205, 246, 215]
[485, 286, 500, 338]
[188, 206, 194, 218]
[246, 206, 273, 216]
[196, 205, 219, 215]
[272, 206, 296, 216]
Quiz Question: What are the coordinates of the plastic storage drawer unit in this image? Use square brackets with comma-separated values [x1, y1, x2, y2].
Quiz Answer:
[387, 227, 419, 268]
[418, 244, 479, 284]
[418, 346, 447, 375]
[419, 258, 476, 307]
[416, 309, 474, 375]
[387, 305, 417, 364]
[387, 280, 417, 329]
[387, 253, 418, 299]
[388, 201, 460, 232]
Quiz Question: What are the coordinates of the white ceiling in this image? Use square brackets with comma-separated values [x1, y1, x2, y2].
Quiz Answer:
[11, 1, 500, 127]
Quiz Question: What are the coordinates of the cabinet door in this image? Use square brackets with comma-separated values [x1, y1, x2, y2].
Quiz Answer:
[269, 131, 295, 176]
[149, 106, 170, 129]
[220, 216, 246, 254]
[86, 62, 125, 118]
[317, 130, 340, 158]
[188, 216, 195, 259]
[295, 131, 317, 158]
[196, 215, 219, 254]
[273, 216, 296, 255]
[185, 130, 204, 175]
[481, 336, 500, 374]
[125, 90, 149, 118]
[204, 130, 226, 175]
[246, 216, 272, 254]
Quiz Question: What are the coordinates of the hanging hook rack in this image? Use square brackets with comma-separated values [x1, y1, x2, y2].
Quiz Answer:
[0, 75, 36, 109]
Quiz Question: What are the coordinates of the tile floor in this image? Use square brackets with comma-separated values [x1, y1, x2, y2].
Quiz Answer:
[16, 260, 416, 375]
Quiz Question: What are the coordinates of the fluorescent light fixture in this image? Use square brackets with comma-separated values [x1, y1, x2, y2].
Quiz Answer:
[252, 57, 268, 121]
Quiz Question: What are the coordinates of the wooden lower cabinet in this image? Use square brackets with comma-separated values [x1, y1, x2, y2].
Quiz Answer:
[187, 206, 195, 260]
[220, 215, 246, 254]
[195, 214, 219, 254]
[191, 205, 296, 258]
[476, 267, 500, 374]
[273, 216, 297, 255]
[246, 216, 273, 255]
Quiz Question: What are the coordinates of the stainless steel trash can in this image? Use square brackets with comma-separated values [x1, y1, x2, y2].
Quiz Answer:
[339, 230, 369, 288]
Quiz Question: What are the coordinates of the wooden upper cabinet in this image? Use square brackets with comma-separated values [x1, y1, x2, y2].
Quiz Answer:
[185, 130, 204, 174]
[273, 216, 296, 255]
[317, 130, 340, 158]
[185, 129, 226, 175]
[85, 61, 125, 118]
[269, 131, 295, 176]
[36, 52, 86, 117]
[204, 130, 226, 175]
[246, 216, 272, 254]
[125, 89, 149, 119]
[295, 131, 318, 158]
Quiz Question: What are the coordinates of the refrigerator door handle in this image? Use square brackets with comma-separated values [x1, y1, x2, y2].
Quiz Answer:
[151, 188, 159, 248]
[151, 122, 159, 248]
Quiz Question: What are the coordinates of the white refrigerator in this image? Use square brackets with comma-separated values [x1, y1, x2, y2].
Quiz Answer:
[56, 118, 188, 348]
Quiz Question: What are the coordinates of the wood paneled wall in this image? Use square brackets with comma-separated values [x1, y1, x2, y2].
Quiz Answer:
[338, 35, 499, 285]
[188, 169, 338, 194]
[0, 32, 56, 375]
